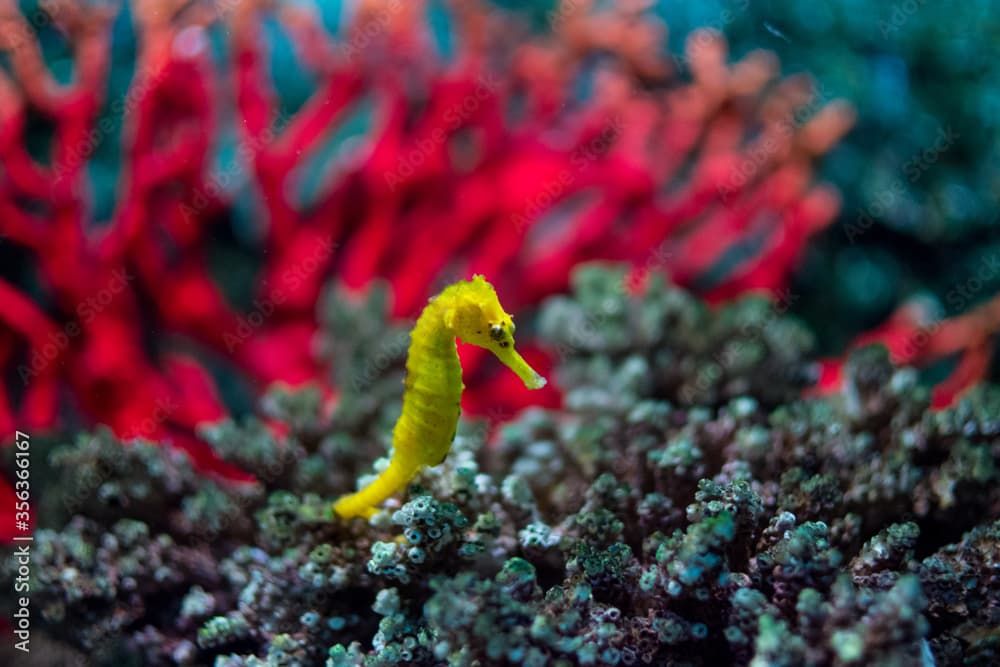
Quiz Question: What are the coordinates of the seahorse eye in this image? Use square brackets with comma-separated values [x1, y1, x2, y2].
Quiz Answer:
[489, 324, 504, 341]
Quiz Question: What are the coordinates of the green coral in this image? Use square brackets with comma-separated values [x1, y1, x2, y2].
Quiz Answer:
[6, 268, 1000, 666]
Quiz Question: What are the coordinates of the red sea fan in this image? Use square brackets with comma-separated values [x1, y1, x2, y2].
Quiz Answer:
[0, 0, 854, 517]
[811, 294, 1000, 409]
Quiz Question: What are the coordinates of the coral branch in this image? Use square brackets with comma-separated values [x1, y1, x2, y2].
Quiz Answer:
[0, 1, 856, 520]
[813, 293, 1000, 408]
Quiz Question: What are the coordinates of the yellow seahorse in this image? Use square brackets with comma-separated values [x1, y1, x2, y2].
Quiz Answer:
[333, 275, 547, 519]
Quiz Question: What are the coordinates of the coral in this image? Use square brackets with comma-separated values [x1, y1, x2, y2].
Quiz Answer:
[0, 0, 850, 495]
[366, 496, 474, 584]
[7, 516, 222, 665]
[0, 1, 996, 664]
[919, 519, 1000, 659]
[539, 264, 817, 408]
[654, 1, 1000, 363]
[313, 281, 410, 435]
[814, 293, 1000, 409]
[752, 520, 843, 614]
[8, 267, 1000, 665]
[34, 428, 262, 541]
[850, 521, 920, 587]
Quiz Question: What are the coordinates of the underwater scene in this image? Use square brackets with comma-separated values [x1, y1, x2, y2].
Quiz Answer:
[1, 0, 1000, 665]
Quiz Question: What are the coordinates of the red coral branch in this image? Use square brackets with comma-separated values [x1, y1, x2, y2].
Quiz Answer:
[812, 294, 1000, 408]
[0, 0, 866, 533]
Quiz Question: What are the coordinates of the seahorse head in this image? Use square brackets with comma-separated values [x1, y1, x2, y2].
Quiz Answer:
[443, 275, 547, 390]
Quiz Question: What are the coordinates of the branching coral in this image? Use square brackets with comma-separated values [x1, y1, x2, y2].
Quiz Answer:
[1, 0, 996, 663]
[813, 293, 1000, 409]
[0, 0, 851, 464]
[6, 267, 1000, 666]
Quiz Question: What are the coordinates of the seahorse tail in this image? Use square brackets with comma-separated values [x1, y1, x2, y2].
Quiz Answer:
[333, 457, 419, 519]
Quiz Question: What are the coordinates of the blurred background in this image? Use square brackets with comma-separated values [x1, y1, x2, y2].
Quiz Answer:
[0, 0, 998, 442]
